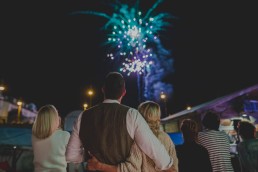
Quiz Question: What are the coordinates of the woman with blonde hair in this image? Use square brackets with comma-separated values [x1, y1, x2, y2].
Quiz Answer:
[87, 101, 178, 172]
[32, 105, 70, 172]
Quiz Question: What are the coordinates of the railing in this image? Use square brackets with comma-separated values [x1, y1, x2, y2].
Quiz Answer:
[0, 145, 33, 172]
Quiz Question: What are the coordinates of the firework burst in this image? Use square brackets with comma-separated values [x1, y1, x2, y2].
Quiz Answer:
[72, 0, 174, 102]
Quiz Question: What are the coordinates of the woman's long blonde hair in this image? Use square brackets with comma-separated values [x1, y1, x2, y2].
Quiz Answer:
[138, 101, 161, 137]
[32, 104, 60, 139]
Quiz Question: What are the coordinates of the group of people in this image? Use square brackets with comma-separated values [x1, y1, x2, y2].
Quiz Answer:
[31, 72, 258, 172]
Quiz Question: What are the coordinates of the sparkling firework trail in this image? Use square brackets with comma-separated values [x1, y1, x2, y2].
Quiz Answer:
[72, 1, 174, 102]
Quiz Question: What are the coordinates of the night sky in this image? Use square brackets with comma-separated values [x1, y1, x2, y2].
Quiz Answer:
[1, 1, 257, 118]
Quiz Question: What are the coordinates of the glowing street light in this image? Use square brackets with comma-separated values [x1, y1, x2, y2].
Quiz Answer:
[83, 103, 88, 110]
[87, 89, 94, 107]
[17, 100, 23, 123]
[0, 86, 5, 91]
[160, 92, 168, 116]
[186, 106, 192, 110]
[88, 90, 93, 96]
[0, 85, 5, 99]
[160, 93, 166, 100]
[17, 101, 22, 106]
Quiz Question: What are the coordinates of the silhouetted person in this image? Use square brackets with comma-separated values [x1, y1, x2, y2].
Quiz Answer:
[7, 109, 18, 124]
[176, 119, 212, 172]
[237, 121, 258, 172]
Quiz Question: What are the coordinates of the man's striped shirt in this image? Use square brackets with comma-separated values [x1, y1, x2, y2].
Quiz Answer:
[198, 130, 234, 172]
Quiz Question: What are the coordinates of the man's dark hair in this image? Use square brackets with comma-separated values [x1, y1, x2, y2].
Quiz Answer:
[238, 121, 256, 140]
[202, 111, 220, 130]
[103, 72, 125, 99]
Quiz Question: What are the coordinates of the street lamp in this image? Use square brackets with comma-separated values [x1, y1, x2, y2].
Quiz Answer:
[83, 103, 88, 110]
[160, 92, 167, 116]
[17, 100, 23, 123]
[160, 92, 166, 100]
[87, 89, 94, 107]
[0, 85, 5, 99]
[0, 86, 5, 91]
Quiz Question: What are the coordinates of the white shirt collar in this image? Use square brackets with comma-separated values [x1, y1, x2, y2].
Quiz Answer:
[103, 99, 120, 104]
